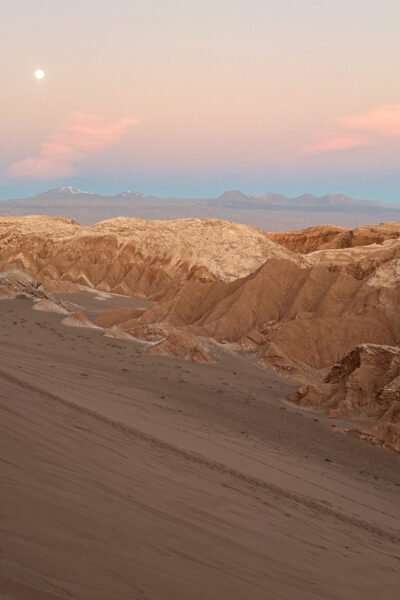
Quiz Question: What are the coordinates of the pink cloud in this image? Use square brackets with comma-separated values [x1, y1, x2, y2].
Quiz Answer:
[340, 104, 400, 136]
[304, 135, 368, 155]
[304, 103, 400, 156]
[9, 113, 138, 178]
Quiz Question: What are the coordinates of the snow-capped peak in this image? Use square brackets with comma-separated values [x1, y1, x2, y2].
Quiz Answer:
[58, 187, 91, 195]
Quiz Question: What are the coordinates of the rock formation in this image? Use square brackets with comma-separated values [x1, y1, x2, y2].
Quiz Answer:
[0, 269, 69, 308]
[111, 257, 400, 372]
[148, 329, 214, 363]
[269, 222, 400, 254]
[0, 215, 296, 301]
[288, 344, 400, 451]
[1, 215, 400, 450]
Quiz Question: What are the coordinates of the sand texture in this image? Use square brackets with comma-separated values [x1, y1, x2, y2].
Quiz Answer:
[1, 215, 400, 597]
[1, 293, 399, 599]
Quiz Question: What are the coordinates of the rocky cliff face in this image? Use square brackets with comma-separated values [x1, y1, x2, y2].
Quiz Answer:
[288, 344, 400, 452]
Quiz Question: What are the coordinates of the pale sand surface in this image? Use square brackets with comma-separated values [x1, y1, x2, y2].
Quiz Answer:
[58, 287, 152, 318]
[1, 294, 399, 599]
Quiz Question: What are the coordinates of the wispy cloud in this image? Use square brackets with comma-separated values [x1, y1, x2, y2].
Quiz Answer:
[304, 135, 368, 156]
[340, 104, 400, 136]
[304, 104, 400, 156]
[9, 113, 138, 178]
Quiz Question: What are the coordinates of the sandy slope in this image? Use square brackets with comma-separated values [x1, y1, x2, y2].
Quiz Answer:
[1, 294, 400, 599]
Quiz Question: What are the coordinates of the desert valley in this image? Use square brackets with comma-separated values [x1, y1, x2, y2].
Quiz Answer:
[1, 213, 399, 599]
[3, 2, 400, 597]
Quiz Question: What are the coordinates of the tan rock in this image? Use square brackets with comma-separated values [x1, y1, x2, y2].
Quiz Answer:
[148, 328, 214, 363]
[288, 344, 400, 452]
[0, 215, 299, 301]
[270, 222, 400, 254]
[104, 325, 134, 340]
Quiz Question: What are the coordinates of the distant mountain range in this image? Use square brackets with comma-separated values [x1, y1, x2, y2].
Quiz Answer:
[1, 187, 399, 230]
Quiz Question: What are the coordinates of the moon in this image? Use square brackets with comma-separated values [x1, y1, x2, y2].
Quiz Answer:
[35, 69, 45, 80]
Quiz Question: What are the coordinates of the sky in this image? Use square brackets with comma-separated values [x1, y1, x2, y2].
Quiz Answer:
[1, 0, 400, 201]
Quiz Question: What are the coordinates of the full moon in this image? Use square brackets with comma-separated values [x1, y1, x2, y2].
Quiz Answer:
[35, 69, 45, 80]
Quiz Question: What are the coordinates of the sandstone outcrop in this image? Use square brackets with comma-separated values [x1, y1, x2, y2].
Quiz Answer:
[148, 329, 214, 363]
[288, 344, 400, 452]
[0, 215, 297, 301]
[269, 222, 400, 254]
[110, 257, 400, 370]
[103, 325, 135, 340]
[2, 215, 400, 450]
[0, 269, 68, 308]
[268, 225, 352, 253]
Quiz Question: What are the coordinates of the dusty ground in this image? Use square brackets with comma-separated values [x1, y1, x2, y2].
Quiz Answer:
[1, 291, 399, 600]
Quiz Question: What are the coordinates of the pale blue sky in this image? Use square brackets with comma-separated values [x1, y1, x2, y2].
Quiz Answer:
[1, 1, 400, 200]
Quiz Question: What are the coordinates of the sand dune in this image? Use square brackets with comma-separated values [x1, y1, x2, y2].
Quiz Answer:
[0, 293, 399, 599]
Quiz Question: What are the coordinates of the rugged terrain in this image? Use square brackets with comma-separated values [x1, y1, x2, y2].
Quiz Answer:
[0, 215, 294, 300]
[290, 344, 400, 451]
[1, 216, 400, 451]
[269, 222, 400, 253]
